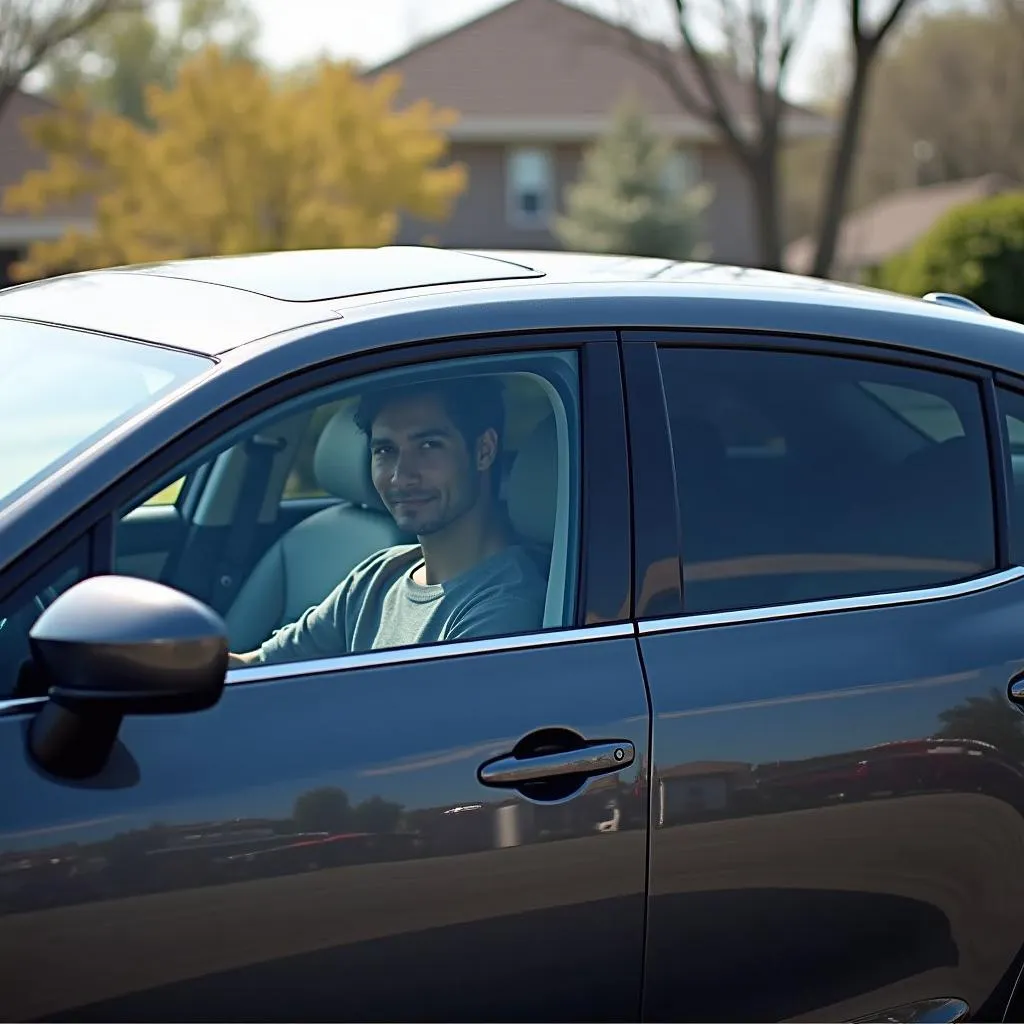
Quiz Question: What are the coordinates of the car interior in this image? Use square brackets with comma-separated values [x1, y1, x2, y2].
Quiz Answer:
[113, 369, 575, 658]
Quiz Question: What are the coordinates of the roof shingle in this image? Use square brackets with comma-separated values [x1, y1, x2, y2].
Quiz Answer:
[369, 0, 829, 135]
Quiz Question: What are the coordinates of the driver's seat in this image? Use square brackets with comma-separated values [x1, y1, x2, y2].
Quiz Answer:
[225, 409, 404, 651]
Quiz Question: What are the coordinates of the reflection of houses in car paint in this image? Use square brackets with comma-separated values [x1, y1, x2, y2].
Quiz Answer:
[411, 776, 632, 852]
[654, 761, 755, 826]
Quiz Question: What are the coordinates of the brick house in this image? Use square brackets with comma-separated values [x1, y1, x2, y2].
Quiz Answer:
[373, 0, 833, 264]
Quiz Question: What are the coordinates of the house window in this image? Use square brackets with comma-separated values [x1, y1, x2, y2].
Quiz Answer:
[507, 147, 555, 227]
[661, 148, 701, 195]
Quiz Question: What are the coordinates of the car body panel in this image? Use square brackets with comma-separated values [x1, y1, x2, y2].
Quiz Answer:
[638, 573, 1024, 1022]
[0, 631, 650, 1022]
[619, 328, 1024, 1022]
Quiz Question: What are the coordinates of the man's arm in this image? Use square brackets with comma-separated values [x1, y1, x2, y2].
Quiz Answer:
[227, 651, 260, 669]
[226, 580, 353, 669]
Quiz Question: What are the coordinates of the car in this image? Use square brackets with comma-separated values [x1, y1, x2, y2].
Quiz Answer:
[2, 245, 1024, 1024]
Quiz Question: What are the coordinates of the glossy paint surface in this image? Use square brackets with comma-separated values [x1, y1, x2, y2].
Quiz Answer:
[0, 632, 650, 1022]
[641, 574, 1024, 1022]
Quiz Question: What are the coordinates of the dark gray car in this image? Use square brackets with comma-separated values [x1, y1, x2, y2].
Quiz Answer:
[1, 247, 1023, 1023]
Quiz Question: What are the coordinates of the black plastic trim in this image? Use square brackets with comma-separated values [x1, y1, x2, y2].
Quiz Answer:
[620, 342, 683, 619]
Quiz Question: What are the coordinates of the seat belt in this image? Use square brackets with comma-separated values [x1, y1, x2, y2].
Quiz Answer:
[210, 434, 285, 613]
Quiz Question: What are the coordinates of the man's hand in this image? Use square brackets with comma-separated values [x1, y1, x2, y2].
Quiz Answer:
[227, 651, 259, 669]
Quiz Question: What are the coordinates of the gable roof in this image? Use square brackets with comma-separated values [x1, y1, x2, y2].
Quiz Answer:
[785, 173, 1020, 276]
[369, 0, 831, 142]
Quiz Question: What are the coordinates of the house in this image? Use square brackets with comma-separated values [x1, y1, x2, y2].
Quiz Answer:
[0, 90, 93, 286]
[653, 760, 755, 824]
[785, 173, 1021, 282]
[0, 0, 832, 280]
[371, 0, 833, 265]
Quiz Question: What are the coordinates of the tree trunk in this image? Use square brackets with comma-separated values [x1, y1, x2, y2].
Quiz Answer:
[751, 148, 784, 270]
[811, 48, 873, 279]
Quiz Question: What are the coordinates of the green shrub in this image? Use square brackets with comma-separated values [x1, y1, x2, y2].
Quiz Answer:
[873, 191, 1024, 322]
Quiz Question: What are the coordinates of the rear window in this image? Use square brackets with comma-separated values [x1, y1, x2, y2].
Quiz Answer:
[659, 347, 995, 614]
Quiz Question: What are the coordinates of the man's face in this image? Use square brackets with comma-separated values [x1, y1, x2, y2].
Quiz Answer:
[368, 393, 496, 536]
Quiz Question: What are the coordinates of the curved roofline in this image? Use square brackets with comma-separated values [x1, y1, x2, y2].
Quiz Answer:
[0, 247, 1015, 358]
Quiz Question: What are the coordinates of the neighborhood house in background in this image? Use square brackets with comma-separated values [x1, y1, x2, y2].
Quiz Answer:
[0, 0, 833, 285]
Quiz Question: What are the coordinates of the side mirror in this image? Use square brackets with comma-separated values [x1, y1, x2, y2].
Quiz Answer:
[28, 575, 228, 779]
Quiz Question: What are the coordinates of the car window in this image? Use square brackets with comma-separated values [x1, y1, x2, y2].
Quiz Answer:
[996, 388, 1024, 563]
[115, 350, 580, 667]
[860, 382, 965, 442]
[659, 347, 996, 615]
[0, 537, 91, 698]
[0, 320, 210, 513]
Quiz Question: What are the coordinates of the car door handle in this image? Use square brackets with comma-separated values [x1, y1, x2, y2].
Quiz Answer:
[478, 740, 635, 787]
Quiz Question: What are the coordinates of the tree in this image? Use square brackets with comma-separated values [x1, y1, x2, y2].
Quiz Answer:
[608, 0, 816, 269]
[293, 787, 353, 833]
[873, 192, 1024, 323]
[937, 688, 1024, 762]
[607, 0, 914, 275]
[808, 0, 915, 278]
[783, 5, 1024, 258]
[0, 0, 143, 122]
[849, 7, 1024, 207]
[352, 795, 405, 834]
[38, 0, 259, 125]
[1, 48, 467, 280]
[555, 97, 712, 259]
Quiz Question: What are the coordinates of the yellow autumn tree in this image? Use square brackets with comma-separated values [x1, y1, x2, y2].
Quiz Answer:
[3, 50, 467, 280]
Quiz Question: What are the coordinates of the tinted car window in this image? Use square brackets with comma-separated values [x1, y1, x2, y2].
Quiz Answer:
[659, 347, 996, 615]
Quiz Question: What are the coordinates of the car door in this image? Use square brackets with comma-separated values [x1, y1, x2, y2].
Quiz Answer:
[623, 335, 1024, 1024]
[0, 334, 650, 1023]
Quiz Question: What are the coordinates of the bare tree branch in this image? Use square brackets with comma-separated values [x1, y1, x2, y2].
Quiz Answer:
[0, 0, 145, 120]
[579, 0, 821, 267]
[671, 0, 755, 158]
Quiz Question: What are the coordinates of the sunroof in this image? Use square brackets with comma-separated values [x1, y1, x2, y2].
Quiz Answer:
[119, 247, 544, 302]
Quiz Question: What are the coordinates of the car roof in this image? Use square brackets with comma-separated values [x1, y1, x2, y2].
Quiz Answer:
[1, 245, 1022, 367]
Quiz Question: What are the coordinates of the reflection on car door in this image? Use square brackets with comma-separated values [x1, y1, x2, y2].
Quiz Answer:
[0, 340, 650, 1023]
[627, 337, 1024, 1023]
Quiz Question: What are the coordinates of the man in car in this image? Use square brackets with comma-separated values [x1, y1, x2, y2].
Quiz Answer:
[228, 376, 547, 667]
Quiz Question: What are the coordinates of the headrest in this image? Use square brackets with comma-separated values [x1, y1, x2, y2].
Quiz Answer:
[507, 415, 558, 544]
[313, 406, 384, 509]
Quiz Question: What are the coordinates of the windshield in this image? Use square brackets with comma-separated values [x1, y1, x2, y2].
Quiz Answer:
[0, 319, 210, 511]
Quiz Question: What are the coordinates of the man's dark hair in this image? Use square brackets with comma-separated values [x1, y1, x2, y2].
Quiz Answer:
[354, 375, 506, 489]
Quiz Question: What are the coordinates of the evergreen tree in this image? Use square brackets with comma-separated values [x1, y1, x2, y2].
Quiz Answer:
[555, 99, 713, 261]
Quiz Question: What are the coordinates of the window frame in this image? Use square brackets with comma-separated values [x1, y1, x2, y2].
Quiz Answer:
[0, 329, 630, 705]
[623, 330, 1013, 623]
